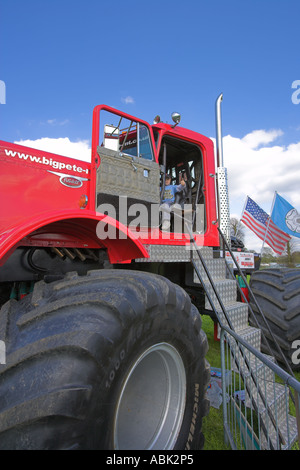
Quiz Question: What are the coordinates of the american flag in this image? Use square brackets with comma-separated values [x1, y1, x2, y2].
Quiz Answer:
[241, 196, 291, 255]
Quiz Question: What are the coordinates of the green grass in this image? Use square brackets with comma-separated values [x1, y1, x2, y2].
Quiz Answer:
[200, 314, 300, 451]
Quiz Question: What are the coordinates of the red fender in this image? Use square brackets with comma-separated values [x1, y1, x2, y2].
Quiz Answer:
[0, 209, 149, 266]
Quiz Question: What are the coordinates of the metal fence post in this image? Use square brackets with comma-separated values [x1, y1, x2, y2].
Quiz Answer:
[220, 327, 234, 449]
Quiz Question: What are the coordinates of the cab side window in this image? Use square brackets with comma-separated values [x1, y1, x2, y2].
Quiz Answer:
[101, 111, 154, 161]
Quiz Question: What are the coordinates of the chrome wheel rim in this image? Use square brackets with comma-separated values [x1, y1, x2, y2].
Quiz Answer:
[113, 342, 186, 450]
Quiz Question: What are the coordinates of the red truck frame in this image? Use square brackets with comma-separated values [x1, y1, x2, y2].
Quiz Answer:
[0, 105, 219, 275]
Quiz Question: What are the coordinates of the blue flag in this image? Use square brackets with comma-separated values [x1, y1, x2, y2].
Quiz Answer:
[271, 193, 300, 238]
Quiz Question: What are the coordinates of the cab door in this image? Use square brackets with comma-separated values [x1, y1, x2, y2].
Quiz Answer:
[93, 106, 160, 227]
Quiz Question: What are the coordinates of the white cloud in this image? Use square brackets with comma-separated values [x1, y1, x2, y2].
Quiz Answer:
[241, 129, 283, 149]
[46, 119, 70, 126]
[15, 137, 91, 162]
[121, 96, 135, 105]
[223, 130, 300, 209]
[221, 129, 300, 252]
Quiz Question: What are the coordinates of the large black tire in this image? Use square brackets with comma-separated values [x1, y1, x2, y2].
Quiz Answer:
[0, 269, 210, 450]
[249, 268, 300, 371]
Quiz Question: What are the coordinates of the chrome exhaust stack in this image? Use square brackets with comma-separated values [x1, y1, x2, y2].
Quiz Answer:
[215, 93, 231, 248]
[216, 93, 224, 167]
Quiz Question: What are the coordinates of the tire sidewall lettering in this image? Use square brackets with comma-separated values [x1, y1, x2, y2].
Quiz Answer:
[106, 348, 126, 389]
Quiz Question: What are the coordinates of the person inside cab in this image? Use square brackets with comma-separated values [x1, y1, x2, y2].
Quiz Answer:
[160, 174, 186, 231]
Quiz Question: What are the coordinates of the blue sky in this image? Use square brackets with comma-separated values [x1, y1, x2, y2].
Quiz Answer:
[1, 0, 300, 251]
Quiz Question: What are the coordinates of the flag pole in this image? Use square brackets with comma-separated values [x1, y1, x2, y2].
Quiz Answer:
[239, 195, 248, 242]
[240, 195, 248, 220]
[261, 192, 276, 255]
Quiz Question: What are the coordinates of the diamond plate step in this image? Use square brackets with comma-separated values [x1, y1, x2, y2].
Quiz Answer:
[261, 414, 298, 450]
[216, 301, 249, 332]
[204, 279, 237, 310]
[257, 383, 288, 423]
[246, 382, 298, 450]
[192, 246, 214, 259]
[237, 353, 276, 387]
[193, 258, 226, 283]
[229, 326, 261, 352]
